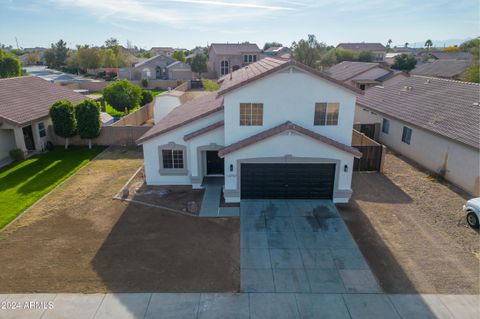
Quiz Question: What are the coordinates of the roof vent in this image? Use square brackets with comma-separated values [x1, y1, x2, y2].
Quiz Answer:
[401, 85, 413, 92]
[473, 102, 479, 106]
[425, 79, 431, 84]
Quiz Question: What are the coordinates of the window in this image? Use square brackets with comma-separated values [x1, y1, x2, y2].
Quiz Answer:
[314, 103, 339, 126]
[240, 103, 263, 126]
[401, 126, 412, 144]
[162, 149, 184, 169]
[38, 122, 46, 138]
[220, 60, 229, 75]
[382, 118, 390, 134]
[244, 55, 257, 63]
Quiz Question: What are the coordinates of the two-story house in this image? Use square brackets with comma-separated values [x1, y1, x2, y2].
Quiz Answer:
[137, 57, 363, 203]
[207, 43, 261, 78]
[336, 43, 387, 62]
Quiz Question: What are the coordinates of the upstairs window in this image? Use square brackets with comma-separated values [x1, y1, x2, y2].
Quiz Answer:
[240, 103, 263, 126]
[401, 126, 412, 144]
[382, 118, 390, 134]
[38, 122, 46, 138]
[220, 60, 229, 75]
[162, 149, 184, 169]
[244, 55, 257, 63]
[314, 103, 339, 126]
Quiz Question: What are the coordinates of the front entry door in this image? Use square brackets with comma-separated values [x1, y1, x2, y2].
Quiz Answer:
[22, 125, 35, 151]
[206, 151, 224, 175]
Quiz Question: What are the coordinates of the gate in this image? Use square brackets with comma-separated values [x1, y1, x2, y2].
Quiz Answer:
[353, 145, 383, 171]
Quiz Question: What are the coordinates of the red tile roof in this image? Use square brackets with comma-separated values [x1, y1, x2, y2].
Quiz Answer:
[217, 57, 364, 96]
[218, 121, 362, 158]
[183, 120, 224, 141]
[0, 76, 86, 125]
[357, 75, 480, 149]
[136, 93, 224, 144]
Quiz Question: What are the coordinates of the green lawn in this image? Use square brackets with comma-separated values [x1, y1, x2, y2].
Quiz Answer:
[0, 146, 105, 230]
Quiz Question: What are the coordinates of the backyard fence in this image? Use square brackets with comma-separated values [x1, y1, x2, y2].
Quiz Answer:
[352, 129, 386, 172]
[112, 102, 154, 127]
[48, 125, 150, 147]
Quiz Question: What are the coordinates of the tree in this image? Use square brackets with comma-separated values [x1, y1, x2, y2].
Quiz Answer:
[358, 51, 374, 62]
[391, 54, 417, 71]
[77, 46, 103, 71]
[404, 42, 409, 48]
[334, 48, 358, 63]
[291, 34, 326, 68]
[425, 39, 433, 50]
[52, 39, 69, 68]
[75, 99, 101, 149]
[102, 79, 142, 113]
[263, 42, 283, 51]
[105, 37, 119, 48]
[462, 65, 480, 83]
[0, 49, 22, 78]
[49, 100, 77, 149]
[141, 90, 153, 105]
[172, 50, 186, 62]
[442, 46, 459, 52]
[190, 53, 207, 78]
[386, 39, 393, 52]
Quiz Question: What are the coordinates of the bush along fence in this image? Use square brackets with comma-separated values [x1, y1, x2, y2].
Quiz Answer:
[113, 101, 154, 127]
[48, 125, 149, 147]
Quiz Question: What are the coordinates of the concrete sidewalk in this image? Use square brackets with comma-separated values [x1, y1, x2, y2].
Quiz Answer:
[0, 293, 478, 319]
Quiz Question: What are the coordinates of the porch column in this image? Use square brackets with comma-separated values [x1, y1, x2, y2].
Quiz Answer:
[13, 127, 27, 155]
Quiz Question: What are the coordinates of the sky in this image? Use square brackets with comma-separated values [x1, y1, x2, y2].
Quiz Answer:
[0, 0, 478, 50]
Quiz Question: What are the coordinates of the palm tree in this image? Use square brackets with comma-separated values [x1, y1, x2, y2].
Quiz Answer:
[386, 39, 393, 52]
[404, 42, 409, 48]
[425, 39, 433, 51]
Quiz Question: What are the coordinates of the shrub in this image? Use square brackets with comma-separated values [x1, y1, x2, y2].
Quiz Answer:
[202, 79, 220, 92]
[49, 100, 77, 149]
[9, 148, 24, 162]
[141, 90, 153, 106]
[102, 79, 142, 113]
[141, 78, 148, 88]
[75, 100, 101, 149]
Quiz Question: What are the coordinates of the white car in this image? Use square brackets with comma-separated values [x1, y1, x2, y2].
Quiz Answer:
[463, 198, 480, 229]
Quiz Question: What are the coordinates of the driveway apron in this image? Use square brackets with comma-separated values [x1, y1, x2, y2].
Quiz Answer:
[240, 199, 381, 293]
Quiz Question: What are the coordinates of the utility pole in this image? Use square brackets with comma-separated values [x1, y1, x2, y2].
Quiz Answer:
[15, 37, 19, 49]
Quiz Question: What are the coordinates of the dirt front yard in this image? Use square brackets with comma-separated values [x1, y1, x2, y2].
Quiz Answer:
[0, 147, 239, 293]
[338, 151, 479, 294]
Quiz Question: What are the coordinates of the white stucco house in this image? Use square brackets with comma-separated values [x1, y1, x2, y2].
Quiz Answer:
[137, 57, 363, 203]
[355, 75, 480, 196]
[0, 76, 86, 165]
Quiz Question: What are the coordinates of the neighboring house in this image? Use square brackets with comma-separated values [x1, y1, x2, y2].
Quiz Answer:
[411, 59, 471, 79]
[337, 43, 387, 62]
[208, 43, 261, 77]
[118, 54, 192, 81]
[327, 61, 406, 90]
[264, 46, 290, 57]
[137, 57, 363, 203]
[355, 75, 480, 195]
[150, 47, 175, 57]
[0, 76, 86, 164]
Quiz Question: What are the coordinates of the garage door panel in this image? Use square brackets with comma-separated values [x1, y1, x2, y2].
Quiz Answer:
[241, 163, 335, 199]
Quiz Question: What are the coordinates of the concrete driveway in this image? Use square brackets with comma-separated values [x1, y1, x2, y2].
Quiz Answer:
[240, 200, 380, 293]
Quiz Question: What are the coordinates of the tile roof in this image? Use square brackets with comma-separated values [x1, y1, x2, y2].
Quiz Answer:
[411, 60, 471, 78]
[430, 52, 473, 61]
[0, 76, 86, 125]
[218, 121, 362, 158]
[183, 120, 224, 141]
[327, 61, 385, 81]
[357, 75, 480, 149]
[136, 93, 224, 144]
[337, 43, 386, 52]
[210, 43, 261, 55]
[218, 57, 363, 95]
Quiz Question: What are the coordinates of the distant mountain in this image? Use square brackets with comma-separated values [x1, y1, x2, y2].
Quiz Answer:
[402, 37, 477, 49]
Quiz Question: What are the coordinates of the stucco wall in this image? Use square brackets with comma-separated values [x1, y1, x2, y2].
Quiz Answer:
[0, 129, 16, 162]
[355, 106, 480, 195]
[223, 131, 355, 203]
[142, 112, 224, 185]
[223, 68, 357, 146]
